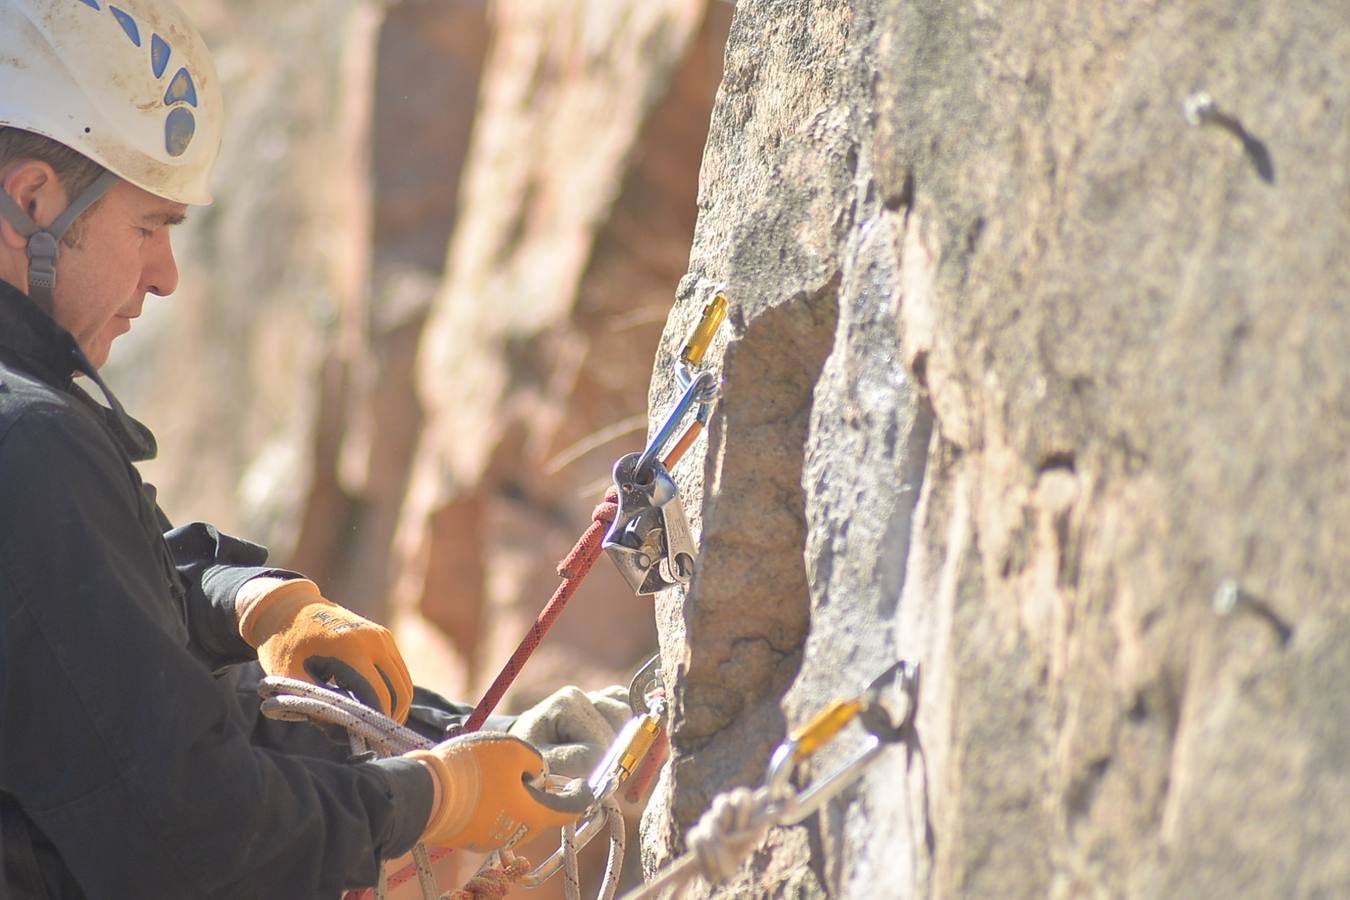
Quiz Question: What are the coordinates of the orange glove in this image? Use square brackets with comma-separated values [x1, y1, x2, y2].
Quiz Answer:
[238, 578, 413, 723]
[407, 733, 591, 852]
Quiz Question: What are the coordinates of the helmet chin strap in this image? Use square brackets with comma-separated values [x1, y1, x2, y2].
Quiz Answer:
[0, 169, 120, 314]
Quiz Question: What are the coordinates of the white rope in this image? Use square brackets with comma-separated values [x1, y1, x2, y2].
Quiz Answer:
[595, 798, 627, 900]
[410, 844, 438, 898]
[563, 821, 581, 900]
[257, 676, 627, 900]
[257, 676, 431, 753]
[621, 787, 776, 900]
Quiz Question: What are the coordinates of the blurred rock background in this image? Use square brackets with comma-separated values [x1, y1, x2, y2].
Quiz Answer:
[108, 0, 1349, 897]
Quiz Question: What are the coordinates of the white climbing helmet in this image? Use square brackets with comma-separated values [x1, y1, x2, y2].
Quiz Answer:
[0, 0, 224, 206]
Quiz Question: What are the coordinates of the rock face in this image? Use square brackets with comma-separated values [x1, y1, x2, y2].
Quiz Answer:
[641, 1, 1350, 898]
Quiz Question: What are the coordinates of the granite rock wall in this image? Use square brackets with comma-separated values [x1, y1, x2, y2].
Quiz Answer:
[639, 1, 1350, 897]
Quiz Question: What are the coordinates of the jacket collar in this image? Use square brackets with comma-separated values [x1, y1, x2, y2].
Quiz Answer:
[0, 276, 82, 386]
[0, 278, 157, 461]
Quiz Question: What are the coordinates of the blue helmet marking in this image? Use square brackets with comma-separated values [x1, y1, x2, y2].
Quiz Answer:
[108, 6, 141, 46]
[151, 34, 172, 79]
[164, 67, 198, 108]
[164, 107, 196, 157]
[70, 1, 201, 159]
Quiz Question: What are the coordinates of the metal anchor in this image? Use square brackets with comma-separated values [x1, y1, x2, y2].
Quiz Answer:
[603, 452, 697, 595]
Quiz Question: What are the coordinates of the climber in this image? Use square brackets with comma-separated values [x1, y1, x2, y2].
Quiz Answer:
[0, 0, 630, 896]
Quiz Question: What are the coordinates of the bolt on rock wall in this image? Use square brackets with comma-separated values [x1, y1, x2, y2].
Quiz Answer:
[641, 1, 1349, 898]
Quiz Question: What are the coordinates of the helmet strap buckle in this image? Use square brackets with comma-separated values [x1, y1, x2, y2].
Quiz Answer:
[0, 169, 119, 312]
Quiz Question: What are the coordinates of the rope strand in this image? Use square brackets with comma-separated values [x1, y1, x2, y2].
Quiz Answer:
[460, 488, 618, 732]
[621, 787, 776, 900]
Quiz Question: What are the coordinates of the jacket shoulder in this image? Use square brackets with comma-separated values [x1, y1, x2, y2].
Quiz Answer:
[0, 358, 74, 419]
[0, 364, 117, 470]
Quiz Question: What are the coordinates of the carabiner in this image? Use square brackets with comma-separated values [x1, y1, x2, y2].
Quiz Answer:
[762, 660, 922, 822]
[516, 801, 612, 887]
[636, 369, 717, 476]
[765, 699, 863, 798]
[587, 712, 664, 803]
[680, 291, 729, 369]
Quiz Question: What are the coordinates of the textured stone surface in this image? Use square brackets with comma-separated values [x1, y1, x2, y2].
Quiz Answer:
[641, 0, 1350, 897]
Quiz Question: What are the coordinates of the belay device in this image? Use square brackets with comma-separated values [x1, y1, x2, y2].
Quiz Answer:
[602, 290, 727, 594]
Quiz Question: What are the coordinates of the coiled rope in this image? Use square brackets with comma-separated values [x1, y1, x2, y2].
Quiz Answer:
[261, 671, 629, 899]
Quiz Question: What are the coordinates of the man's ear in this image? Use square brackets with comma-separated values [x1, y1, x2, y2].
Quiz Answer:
[0, 160, 65, 250]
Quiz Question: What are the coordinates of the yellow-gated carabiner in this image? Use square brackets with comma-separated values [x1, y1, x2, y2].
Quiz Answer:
[589, 711, 664, 801]
[680, 290, 729, 369]
[662, 290, 729, 470]
[764, 660, 920, 821]
[786, 699, 864, 762]
[517, 677, 670, 890]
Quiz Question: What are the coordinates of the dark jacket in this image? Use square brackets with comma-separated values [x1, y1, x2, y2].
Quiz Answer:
[0, 279, 432, 899]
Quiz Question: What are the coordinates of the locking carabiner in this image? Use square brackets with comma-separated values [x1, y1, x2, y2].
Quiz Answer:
[636, 289, 729, 476]
[635, 370, 717, 477]
[679, 291, 729, 369]
[764, 659, 921, 824]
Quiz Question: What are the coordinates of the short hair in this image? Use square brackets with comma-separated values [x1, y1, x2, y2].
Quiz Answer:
[0, 128, 107, 246]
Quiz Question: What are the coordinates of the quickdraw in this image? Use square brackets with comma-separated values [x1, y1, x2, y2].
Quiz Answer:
[620, 659, 922, 900]
[603, 291, 726, 595]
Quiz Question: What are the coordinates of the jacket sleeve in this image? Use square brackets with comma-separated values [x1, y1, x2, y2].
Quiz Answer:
[160, 516, 302, 669]
[0, 405, 432, 899]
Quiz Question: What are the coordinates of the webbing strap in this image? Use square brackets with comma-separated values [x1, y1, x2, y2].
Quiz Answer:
[0, 186, 38, 238]
[0, 169, 119, 237]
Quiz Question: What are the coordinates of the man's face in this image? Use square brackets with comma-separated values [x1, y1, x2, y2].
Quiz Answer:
[49, 180, 186, 369]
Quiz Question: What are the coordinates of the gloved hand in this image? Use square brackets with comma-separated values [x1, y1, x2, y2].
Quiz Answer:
[508, 685, 632, 778]
[238, 577, 413, 723]
[408, 732, 589, 852]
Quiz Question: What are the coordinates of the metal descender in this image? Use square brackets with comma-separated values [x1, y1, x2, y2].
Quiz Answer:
[604, 290, 727, 595]
[604, 450, 699, 594]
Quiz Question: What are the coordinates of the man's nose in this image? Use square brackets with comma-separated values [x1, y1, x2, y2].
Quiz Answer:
[143, 229, 180, 297]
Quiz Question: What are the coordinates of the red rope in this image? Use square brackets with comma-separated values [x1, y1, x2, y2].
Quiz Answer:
[345, 487, 620, 900]
[462, 486, 619, 732]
